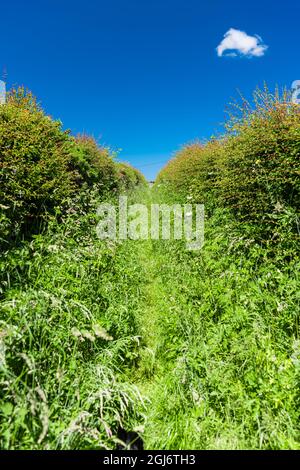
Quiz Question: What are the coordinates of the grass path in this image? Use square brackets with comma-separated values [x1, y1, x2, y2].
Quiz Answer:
[132, 238, 172, 446]
[124, 188, 192, 448]
[133, 239, 169, 384]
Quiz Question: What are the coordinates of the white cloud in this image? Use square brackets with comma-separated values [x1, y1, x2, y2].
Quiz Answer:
[216, 28, 268, 58]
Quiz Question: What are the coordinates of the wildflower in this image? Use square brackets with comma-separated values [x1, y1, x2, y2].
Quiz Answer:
[274, 201, 284, 212]
[82, 330, 96, 342]
[71, 327, 82, 338]
[93, 324, 113, 341]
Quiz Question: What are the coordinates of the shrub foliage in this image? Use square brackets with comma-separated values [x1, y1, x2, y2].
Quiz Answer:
[157, 87, 300, 240]
[0, 87, 145, 245]
[0, 88, 74, 241]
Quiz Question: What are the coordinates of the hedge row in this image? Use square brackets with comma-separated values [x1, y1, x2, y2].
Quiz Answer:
[0, 87, 145, 244]
[157, 87, 300, 240]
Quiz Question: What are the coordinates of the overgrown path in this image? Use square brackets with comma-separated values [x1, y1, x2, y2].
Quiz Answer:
[2, 184, 299, 450]
[126, 187, 193, 449]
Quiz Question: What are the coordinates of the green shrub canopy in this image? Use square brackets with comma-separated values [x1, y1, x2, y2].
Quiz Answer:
[0, 88, 74, 240]
[157, 88, 300, 238]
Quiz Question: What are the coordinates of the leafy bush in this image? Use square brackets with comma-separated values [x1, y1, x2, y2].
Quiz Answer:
[69, 135, 118, 192]
[0, 87, 145, 246]
[116, 162, 146, 190]
[157, 87, 300, 241]
[220, 89, 300, 226]
[0, 87, 74, 243]
[157, 141, 223, 212]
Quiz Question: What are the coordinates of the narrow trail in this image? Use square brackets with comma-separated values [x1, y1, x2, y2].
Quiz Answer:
[132, 238, 172, 443]
[134, 239, 168, 386]
[125, 187, 191, 449]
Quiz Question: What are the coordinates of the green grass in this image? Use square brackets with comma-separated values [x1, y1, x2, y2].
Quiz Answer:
[141, 210, 300, 449]
[0, 192, 147, 449]
[0, 185, 299, 449]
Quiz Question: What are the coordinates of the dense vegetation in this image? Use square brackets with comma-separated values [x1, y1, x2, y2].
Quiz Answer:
[0, 87, 145, 247]
[152, 87, 300, 448]
[158, 88, 300, 240]
[0, 85, 299, 449]
[0, 88, 146, 449]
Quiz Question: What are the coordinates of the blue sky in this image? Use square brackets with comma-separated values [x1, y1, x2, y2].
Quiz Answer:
[1, 0, 299, 179]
